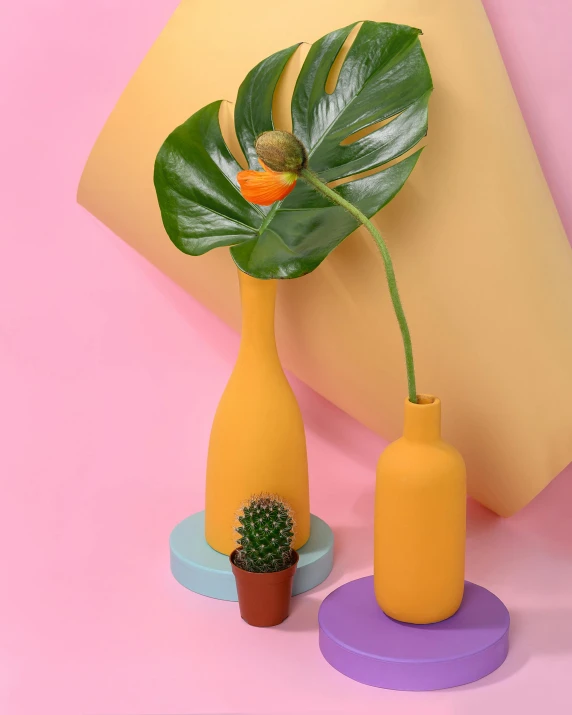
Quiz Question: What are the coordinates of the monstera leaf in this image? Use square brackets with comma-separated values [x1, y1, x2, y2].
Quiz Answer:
[154, 21, 432, 279]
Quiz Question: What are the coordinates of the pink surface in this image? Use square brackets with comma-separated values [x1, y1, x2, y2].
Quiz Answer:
[1, 2, 571, 714]
[482, 0, 572, 242]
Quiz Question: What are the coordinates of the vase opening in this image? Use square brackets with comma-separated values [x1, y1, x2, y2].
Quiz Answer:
[415, 395, 436, 406]
[403, 395, 441, 442]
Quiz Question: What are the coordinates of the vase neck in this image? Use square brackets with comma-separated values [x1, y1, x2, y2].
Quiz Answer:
[238, 270, 278, 355]
[403, 395, 441, 442]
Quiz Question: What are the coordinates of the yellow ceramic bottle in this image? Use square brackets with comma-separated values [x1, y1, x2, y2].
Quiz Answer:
[204, 269, 310, 555]
[374, 395, 466, 624]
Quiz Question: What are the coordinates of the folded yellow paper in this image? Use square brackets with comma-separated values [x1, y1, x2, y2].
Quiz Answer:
[78, 0, 572, 516]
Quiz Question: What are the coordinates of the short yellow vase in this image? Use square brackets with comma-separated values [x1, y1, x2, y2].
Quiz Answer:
[374, 395, 466, 624]
[204, 269, 311, 555]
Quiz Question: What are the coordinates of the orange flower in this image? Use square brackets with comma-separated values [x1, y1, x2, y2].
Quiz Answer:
[237, 160, 297, 206]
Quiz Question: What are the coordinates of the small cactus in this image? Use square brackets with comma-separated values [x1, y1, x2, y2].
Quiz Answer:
[234, 494, 295, 573]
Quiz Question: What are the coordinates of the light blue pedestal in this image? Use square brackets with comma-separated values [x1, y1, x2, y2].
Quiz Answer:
[170, 511, 334, 601]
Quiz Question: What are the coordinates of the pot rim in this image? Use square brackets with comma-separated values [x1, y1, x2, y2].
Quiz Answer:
[229, 548, 299, 576]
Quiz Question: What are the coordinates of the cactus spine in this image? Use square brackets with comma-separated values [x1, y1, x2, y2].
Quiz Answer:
[234, 494, 295, 573]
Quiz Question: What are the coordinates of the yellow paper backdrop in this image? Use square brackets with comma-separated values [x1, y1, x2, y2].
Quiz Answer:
[78, 0, 572, 516]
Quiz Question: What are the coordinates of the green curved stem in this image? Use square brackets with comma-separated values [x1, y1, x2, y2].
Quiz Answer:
[300, 168, 417, 404]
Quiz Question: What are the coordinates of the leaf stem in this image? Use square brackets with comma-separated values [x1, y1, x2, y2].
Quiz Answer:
[300, 168, 417, 404]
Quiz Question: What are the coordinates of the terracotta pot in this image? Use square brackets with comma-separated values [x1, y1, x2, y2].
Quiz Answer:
[205, 269, 310, 555]
[374, 395, 466, 624]
[230, 549, 299, 627]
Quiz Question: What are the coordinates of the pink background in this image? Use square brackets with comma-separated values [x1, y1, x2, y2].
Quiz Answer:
[1, 1, 572, 713]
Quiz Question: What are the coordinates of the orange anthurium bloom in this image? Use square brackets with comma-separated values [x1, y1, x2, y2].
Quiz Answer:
[237, 160, 297, 206]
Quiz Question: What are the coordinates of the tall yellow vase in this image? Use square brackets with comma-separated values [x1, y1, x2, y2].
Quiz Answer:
[204, 269, 311, 555]
[374, 395, 466, 624]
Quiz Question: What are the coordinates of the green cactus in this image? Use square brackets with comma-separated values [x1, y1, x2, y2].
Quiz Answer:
[234, 494, 295, 573]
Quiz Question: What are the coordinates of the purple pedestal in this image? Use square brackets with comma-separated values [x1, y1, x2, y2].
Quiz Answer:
[319, 577, 509, 691]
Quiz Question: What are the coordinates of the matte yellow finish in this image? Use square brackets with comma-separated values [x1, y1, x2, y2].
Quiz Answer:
[374, 396, 466, 624]
[204, 270, 310, 555]
[77, 0, 572, 516]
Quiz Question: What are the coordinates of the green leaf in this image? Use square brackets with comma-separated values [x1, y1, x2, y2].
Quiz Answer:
[235, 43, 301, 171]
[292, 21, 431, 181]
[154, 101, 262, 254]
[154, 21, 432, 279]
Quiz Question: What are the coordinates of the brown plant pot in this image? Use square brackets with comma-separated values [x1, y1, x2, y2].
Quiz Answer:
[230, 549, 299, 627]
